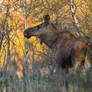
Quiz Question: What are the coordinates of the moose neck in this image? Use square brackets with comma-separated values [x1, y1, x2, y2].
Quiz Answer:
[39, 23, 58, 48]
[40, 35, 57, 48]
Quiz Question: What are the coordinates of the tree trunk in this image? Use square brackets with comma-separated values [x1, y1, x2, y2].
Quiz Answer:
[70, 0, 84, 36]
[6, 5, 11, 92]
[0, 32, 4, 50]
[23, 0, 29, 92]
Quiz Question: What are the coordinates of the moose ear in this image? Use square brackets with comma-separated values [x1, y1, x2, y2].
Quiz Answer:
[43, 14, 50, 23]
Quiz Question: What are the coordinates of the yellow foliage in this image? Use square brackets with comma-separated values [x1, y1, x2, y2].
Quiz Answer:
[0, 0, 92, 77]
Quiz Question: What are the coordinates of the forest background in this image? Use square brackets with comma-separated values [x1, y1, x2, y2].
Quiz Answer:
[0, 0, 92, 92]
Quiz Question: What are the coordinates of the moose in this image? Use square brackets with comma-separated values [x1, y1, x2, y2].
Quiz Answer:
[24, 14, 91, 73]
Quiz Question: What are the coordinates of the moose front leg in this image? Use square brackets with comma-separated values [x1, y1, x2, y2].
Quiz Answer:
[52, 49, 62, 74]
[53, 63, 61, 74]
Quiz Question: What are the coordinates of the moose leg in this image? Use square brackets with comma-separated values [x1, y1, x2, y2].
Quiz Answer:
[72, 56, 83, 71]
[73, 55, 87, 73]
[52, 50, 62, 74]
[53, 63, 61, 73]
[81, 55, 88, 73]
[72, 47, 87, 72]
[74, 61, 81, 70]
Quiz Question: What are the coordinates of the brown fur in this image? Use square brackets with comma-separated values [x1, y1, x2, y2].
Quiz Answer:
[24, 15, 91, 73]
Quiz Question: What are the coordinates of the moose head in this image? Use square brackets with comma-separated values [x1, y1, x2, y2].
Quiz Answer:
[24, 14, 58, 48]
[24, 14, 50, 38]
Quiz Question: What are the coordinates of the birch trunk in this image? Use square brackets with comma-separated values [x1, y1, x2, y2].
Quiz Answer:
[6, 5, 11, 92]
[0, 4, 10, 50]
[0, 32, 4, 50]
[23, 0, 28, 92]
[6, 22, 10, 66]
[70, 0, 84, 36]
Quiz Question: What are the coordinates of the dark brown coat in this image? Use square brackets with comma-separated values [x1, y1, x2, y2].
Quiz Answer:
[24, 15, 91, 73]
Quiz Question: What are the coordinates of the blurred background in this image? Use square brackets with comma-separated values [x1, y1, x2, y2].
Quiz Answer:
[0, 0, 92, 92]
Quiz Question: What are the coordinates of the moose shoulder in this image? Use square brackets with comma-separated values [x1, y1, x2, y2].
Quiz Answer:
[24, 15, 91, 73]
